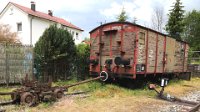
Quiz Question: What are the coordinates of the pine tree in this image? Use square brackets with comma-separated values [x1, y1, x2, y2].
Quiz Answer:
[34, 25, 76, 81]
[117, 7, 128, 22]
[165, 0, 185, 40]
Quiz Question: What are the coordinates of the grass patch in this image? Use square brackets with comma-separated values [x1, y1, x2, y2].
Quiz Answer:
[162, 77, 200, 96]
[91, 83, 156, 99]
[54, 77, 182, 101]
[1, 78, 200, 112]
[39, 102, 54, 108]
[0, 87, 17, 101]
[1, 77, 200, 101]
[53, 79, 77, 86]
[190, 60, 200, 64]
[54, 79, 156, 100]
[0, 87, 15, 92]
[65, 77, 200, 101]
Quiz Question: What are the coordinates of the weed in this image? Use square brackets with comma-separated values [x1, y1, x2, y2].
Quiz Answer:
[0, 87, 15, 100]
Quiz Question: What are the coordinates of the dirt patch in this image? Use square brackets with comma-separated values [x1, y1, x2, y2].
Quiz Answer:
[1, 78, 200, 112]
[157, 91, 200, 112]
[36, 95, 165, 112]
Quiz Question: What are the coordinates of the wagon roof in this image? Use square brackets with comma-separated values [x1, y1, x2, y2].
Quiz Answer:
[89, 21, 188, 43]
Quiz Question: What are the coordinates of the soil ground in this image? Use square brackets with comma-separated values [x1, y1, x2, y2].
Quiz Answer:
[0, 77, 200, 112]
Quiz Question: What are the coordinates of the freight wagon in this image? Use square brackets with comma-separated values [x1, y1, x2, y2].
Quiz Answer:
[89, 22, 191, 80]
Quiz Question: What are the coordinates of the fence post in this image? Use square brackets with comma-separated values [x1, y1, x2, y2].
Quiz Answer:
[5, 43, 9, 86]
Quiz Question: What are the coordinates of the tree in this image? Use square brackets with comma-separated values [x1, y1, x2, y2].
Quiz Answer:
[132, 17, 137, 24]
[0, 24, 20, 43]
[34, 25, 76, 81]
[183, 10, 200, 51]
[117, 7, 128, 22]
[151, 6, 165, 33]
[75, 42, 90, 80]
[165, 0, 185, 40]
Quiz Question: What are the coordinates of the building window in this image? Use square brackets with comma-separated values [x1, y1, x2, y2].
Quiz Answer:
[17, 22, 22, 31]
[76, 32, 79, 39]
[61, 25, 65, 29]
[72, 31, 74, 36]
[9, 8, 13, 15]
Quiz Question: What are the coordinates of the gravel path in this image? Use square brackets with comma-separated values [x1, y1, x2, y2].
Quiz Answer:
[159, 91, 200, 112]
[0, 91, 89, 112]
[1, 90, 200, 112]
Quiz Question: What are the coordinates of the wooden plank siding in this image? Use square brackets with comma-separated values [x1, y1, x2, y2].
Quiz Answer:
[89, 22, 189, 78]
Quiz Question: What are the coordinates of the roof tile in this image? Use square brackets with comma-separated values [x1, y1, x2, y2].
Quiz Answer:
[10, 2, 83, 31]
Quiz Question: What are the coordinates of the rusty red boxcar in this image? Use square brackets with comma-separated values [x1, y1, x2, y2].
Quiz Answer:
[89, 22, 191, 80]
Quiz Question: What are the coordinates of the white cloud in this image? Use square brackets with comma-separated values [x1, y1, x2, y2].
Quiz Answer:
[99, 0, 154, 26]
[33, 0, 98, 13]
[1, 0, 200, 37]
[0, 0, 98, 14]
[99, 0, 200, 27]
[99, 2, 123, 19]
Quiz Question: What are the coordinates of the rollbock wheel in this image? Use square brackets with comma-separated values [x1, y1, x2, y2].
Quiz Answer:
[20, 92, 35, 106]
[54, 89, 64, 99]
[100, 71, 109, 82]
[11, 93, 17, 101]
[11, 92, 20, 103]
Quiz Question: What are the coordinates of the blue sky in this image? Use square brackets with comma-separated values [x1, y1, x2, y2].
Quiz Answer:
[1, 0, 200, 41]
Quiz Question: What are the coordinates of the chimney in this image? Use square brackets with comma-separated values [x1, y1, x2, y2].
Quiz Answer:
[48, 10, 53, 16]
[31, 1, 36, 11]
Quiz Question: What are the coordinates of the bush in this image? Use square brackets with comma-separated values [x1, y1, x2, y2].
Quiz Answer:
[34, 25, 76, 81]
[0, 24, 20, 43]
[75, 43, 90, 80]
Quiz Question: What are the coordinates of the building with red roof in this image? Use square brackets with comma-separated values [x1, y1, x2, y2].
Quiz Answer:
[0, 2, 83, 45]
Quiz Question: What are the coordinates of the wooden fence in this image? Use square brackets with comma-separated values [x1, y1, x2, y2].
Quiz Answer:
[188, 64, 200, 77]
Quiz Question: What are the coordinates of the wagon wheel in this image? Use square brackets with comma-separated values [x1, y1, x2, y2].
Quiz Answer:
[32, 93, 39, 104]
[20, 92, 36, 106]
[11, 93, 17, 101]
[54, 89, 64, 99]
[11, 93, 20, 104]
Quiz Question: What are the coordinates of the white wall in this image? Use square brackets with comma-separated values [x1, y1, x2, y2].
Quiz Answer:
[31, 18, 83, 45]
[0, 3, 83, 45]
[66, 27, 83, 44]
[30, 16, 54, 45]
[0, 4, 30, 45]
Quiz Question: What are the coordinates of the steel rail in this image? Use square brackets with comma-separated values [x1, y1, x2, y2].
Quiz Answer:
[0, 92, 13, 95]
[64, 76, 102, 88]
[189, 102, 200, 112]
[0, 100, 14, 106]
[151, 85, 200, 112]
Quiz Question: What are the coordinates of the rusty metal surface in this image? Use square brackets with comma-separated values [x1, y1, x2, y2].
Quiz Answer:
[64, 76, 102, 88]
[149, 84, 200, 112]
[189, 102, 200, 112]
[173, 96, 198, 105]
[0, 76, 104, 107]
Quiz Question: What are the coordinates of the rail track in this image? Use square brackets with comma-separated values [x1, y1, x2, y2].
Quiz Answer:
[167, 96, 200, 112]
[0, 74, 108, 112]
[149, 79, 200, 112]
[0, 90, 91, 112]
